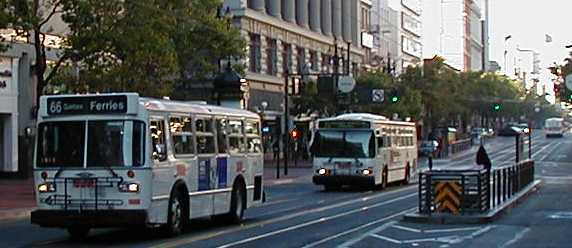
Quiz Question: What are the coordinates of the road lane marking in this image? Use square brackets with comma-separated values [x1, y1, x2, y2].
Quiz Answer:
[424, 226, 483, 233]
[150, 186, 417, 248]
[500, 227, 530, 248]
[392, 224, 422, 233]
[539, 142, 562, 161]
[338, 221, 398, 247]
[370, 233, 402, 244]
[215, 193, 417, 248]
[301, 208, 416, 248]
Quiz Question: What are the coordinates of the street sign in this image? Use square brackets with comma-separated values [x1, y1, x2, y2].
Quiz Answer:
[372, 89, 384, 103]
[566, 74, 572, 90]
[337, 76, 356, 93]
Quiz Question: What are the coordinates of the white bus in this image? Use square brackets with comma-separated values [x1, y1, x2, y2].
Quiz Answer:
[31, 93, 264, 238]
[545, 117, 565, 137]
[311, 113, 418, 190]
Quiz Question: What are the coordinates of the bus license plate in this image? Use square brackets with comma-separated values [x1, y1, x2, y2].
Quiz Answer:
[74, 179, 95, 188]
[337, 163, 352, 169]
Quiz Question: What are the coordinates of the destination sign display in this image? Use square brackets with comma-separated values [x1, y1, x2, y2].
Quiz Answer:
[319, 121, 370, 129]
[47, 95, 128, 115]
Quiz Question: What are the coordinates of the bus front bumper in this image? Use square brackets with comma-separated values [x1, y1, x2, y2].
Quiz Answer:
[313, 175, 374, 186]
[31, 209, 147, 228]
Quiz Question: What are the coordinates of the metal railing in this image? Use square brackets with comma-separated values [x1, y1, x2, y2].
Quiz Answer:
[449, 138, 473, 155]
[418, 160, 535, 215]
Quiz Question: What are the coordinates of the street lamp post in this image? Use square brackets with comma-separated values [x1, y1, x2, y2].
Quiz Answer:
[504, 35, 512, 75]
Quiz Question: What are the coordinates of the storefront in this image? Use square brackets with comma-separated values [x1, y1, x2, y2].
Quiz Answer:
[0, 56, 19, 173]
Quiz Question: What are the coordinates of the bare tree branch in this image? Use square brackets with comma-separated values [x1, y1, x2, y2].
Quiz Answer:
[44, 53, 68, 85]
[38, 0, 62, 28]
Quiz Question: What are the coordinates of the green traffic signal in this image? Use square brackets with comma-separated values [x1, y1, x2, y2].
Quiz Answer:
[391, 96, 400, 103]
[493, 103, 501, 111]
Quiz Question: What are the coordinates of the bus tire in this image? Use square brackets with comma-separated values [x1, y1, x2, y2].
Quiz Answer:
[67, 226, 89, 240]
[164, 187, 188, 236]
[226, 182, 246, 224]
[381, 167, 388, 189]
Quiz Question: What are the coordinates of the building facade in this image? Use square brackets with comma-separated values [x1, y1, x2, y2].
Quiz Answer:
[371, 0, 401, 73]
[223, 0, 373, 114]
[399, 0, 423, 69]
[423, 0, 487, 72]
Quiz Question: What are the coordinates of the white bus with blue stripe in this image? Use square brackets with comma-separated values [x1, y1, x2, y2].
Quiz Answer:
[311, 113, 418, 190]
[31, 93, 264, 238]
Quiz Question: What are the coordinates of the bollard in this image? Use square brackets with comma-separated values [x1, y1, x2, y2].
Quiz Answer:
[428, 156, 433, 171]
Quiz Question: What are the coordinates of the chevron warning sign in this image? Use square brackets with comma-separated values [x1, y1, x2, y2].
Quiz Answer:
[434, 181, 462, 214]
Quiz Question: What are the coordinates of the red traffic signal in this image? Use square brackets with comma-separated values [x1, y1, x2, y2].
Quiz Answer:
[290, 129, 300, 139]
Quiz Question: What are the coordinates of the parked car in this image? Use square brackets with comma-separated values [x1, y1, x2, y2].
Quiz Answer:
[419, 140, 439, 156]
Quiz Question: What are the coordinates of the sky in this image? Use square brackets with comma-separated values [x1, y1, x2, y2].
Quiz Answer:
[489, 0, 572, 100]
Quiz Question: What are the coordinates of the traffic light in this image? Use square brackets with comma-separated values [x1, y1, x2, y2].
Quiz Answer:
[389, 89, 400, 103]
[493, 103, 502, 112]
[554, 83, 562, 100]
[290, 129, 300, 140]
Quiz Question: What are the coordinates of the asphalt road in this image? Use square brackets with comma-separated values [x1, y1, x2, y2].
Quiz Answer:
[1, 131, 570, 248]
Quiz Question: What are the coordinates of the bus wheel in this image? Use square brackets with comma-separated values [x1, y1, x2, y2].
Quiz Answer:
[164, 189, 187, 236]
[67, 226, 89, 240]
[381, 167, 388, 189]
[226, 183, 246, 224]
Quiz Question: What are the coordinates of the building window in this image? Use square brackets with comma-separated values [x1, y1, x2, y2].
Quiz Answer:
[309, 50, 318, 71]
[266, 38, 277, 76]
[249, 33, 261, 73]
[282, 42, 292, 75]
[361, 6, 370, 31]
[296, 46, 305, 74]
[321, 53, 331, 72]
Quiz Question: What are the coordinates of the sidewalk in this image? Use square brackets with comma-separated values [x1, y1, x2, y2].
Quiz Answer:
[263, 157, 313, 186]
[0, 178, 36, 221]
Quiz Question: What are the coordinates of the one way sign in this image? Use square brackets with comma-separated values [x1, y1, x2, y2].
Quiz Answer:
[372, 89, 384, 103]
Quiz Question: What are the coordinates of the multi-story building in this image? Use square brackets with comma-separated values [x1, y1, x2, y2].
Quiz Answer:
[370, 0, 422, 74]
[223, 0, 373, 115]
[423, 0, 488, 72]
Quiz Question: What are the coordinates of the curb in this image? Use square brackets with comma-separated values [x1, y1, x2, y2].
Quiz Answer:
[0, 208, 34, 222]
[403, 179, 542, 224]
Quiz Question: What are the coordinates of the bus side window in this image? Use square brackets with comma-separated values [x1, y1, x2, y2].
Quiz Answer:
[228, 119, 244, 154]
[377, 137, 384, 151]
[170, 117, 194, 156]
[150, 119, 167, 162]
[196, 118, 215, 154]
[216, 119, 228, 154]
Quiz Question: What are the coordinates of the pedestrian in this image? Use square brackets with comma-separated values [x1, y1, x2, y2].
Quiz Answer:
[272, 139, 280, 165]
[476, 145, 492, 171]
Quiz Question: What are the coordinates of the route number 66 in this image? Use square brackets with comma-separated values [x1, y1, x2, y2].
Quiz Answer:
[49, 101, 62, 114]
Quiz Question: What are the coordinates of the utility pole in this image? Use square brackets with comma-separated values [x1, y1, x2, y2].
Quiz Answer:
[283, 68, 289, 176]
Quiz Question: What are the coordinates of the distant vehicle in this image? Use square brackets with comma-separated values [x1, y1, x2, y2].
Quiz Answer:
[418, 140, 439, 157]
[517, 123, 530, 134]
[497, 125, 523, 136]
[471, 128, 488, 137]
[310, 113, 418, 190]
[31, 93, 264, 239]
[545, 118, 565, 137]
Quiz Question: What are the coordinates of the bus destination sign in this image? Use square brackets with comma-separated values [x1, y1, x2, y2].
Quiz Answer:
[47, 95, 128, 115]
[319, 120, 370, 129]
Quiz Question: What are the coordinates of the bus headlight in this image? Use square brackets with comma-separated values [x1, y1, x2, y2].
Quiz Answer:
[317, 168, 327, 175]
[38, 183, 56, 193]
[361, 169, 373, 176]
[118, 182, 140, 193]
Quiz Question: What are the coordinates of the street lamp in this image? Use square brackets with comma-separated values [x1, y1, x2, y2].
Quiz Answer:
[504, 35, 512, 75]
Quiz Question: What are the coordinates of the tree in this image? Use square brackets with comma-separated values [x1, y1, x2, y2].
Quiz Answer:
[3, 0, 70, 105]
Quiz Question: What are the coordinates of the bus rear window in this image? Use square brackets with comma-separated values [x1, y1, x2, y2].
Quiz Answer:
[37, 122, 86, 168]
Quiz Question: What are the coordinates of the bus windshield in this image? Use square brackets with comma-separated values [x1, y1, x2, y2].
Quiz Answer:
[37, 120, 145, 168]
[311, 130, 375, 158]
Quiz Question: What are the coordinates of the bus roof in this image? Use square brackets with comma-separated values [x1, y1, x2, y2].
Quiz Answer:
[140, 97, 259, 119]
[318, 113, 415, 126]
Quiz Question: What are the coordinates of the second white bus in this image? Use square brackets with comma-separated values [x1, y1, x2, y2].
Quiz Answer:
[311, 113, 418, 190]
